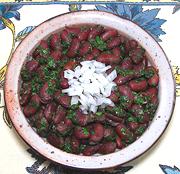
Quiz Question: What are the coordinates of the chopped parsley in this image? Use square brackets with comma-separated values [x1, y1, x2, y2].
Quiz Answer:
[115, 66, 134, 77]
[31, 75, 43, 94]
[89, 36, 107, 51]
[121, 128, 126, 135]
[128, 116, 138, 123]
[63, 142, 72, 153]
[79, 144, 86, 153]
[47, 81, 56, 95]
[21, 69, 31, 81]
[96, 111, 103, 117]
[136, 126, 145, 135]
[39, 118, 47, 132]
[47, 57, 56, 69]
[140, 69, 155, 79]
[82, 127, 89, 136]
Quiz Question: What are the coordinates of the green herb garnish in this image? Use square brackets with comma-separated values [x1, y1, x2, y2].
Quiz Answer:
[89, 36, 107, 51]
[96, 112, 103, 117]
[115, 66, 134, 77]
[63, 142, 72, 153]
[128, 116, 138, 122]
[121, 128, 126, 135]
[82, 127, 89, 135]
[47, 81, 56, 95]
[47, 57, 56, 69]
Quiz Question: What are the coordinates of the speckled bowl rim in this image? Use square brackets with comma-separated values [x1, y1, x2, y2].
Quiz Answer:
[4, 10, 176, 170]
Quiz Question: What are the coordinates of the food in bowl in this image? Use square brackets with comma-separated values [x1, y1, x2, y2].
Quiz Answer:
[19, 24, 159, 156]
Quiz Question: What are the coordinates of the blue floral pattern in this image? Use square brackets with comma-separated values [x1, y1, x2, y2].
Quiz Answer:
[95, 4, 166, 42]
[160, 165, 180, 174]
[0, 5, 23, 30]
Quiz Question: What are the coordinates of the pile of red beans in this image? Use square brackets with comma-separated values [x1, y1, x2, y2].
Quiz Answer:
[20, 24, 159, 155]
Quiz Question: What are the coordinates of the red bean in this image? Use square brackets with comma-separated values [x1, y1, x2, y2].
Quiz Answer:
[89, 123, 104, 143]
[107, 36, 122, 49]
[71, 137, 80, 154]
[105, 113, 123, 123]
[75, 110, 89, 126]
[20, 86, 32, 106]
[98, 142, 116, 154]
[104, 128, 114, 139]
[60, 29, 71, 43]
[115, 124, 133, 141]
[97, 53, 120, 64]
[79, 41, 91, 56]
[128, 122, 139, 131]
[129, 48, 145, 64]
[44, 102, 57, 122]
[131, 104, 143, 117]
[53, 106, 66, 124]
[118, 85, 134, 108]
[143, 87, 158, 98]
[88, 26, 104, 40]
[40, 82, 52, 103]
[67, 38, 80, 57]
[100, 29, 118, 41]
[91, 48, 101, 57]
[151, 95, 159, 106]
[23, 105, 37, 118]
[129, 79, 147, 92]
[85, 54, 94, 61]
[26, 60, 39, 72]
[47, 134, 64, 148]
[23, 94, 41, 117]
[60, 79, 69, 89]
[133, 61, 145, 78]
[64, 118, 73, 127]
[112, 47, 121, 57]
[58, 95, 71, 108]
[78, 29, 90, 41]
[50, 33, 61, 50]
[56, 122, 71, 135]
[124, 40, 131, 54]
[129, 40, 138, 49]
[64, 61, 77, 70]
[83, 145, 100, 156]
[114, 74, 134, 86]
[148, 73, 159, 87]
[74, 126, 90, 139]
[39, 40, 49, 49]
[120, 58, 133, 70]
[65, 27, 80, 36]
[116, 137, 124, 149]
[50, 50, 62, 61]
[108, 91, 119, 103]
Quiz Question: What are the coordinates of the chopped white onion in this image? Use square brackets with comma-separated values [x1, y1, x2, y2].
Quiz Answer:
[62, 60, 117, 113]
[106, 70, 117, 82]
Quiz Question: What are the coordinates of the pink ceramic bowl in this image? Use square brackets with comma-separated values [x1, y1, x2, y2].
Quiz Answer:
[4, 11, 175, 170]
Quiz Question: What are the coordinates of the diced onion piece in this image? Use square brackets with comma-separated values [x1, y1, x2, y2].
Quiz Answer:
[71, 96, 79, 105]
[106, 70, 117, 82]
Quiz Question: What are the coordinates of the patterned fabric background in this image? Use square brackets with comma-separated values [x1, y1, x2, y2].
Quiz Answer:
[0, 2, 179, 174]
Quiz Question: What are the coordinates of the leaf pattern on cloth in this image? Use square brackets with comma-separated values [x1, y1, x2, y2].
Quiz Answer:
[0, 4, 22, 30]
[159, 165, 180, 174]
[15, 26, 36, 42]
[95, 4, 166, 42]
[26, 148, 133, 174]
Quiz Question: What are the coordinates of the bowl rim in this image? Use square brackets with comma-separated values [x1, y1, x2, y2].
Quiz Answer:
[4, 10, 176, 170]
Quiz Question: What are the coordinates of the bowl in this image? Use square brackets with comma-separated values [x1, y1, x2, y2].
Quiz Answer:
[4, 10, 175, 170]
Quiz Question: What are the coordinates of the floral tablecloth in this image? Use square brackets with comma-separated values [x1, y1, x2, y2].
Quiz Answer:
[0, 2, 180, 174]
